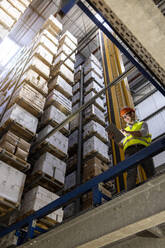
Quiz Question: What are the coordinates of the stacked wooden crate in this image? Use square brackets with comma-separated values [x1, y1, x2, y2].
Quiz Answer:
[0, 0, 32, 41]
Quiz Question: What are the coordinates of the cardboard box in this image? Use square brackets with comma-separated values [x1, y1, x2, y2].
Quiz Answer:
[51, 64, 74, 85]
[32, 44, 53, 66]
[25, 56, 50, 79]
[0, 8, 15, 29]
[68, 129, 78, 149]
[33, 152, 66, 184]
[84, 91, 105, 112]
[64, 171, 76, 190]
[8, 0, 26, 13]
[1, 104, 38, 135]
[72, 91, 80, 105]
[20, 69, 48, 96]
[83, 120, 108, 143]
[9, 83, 46, 116]
[72, 82, 80, 94]
[0, 161, 26, 205]
[53, 52, 75, 72]
[60, 31, 77, 46]
[37, 125, 68, 157]
[0, 1, 22, 21]
[21, 186, 63, 223]
[84, 60, 102, 78]
[84, 70, 104, 87]
[45, 89, 72, 115]
[36, 34, 58, 55]
[41, 105, 69, 134]
[83, 136, 109, 162]
[84, 104, 106, 126]
[83, 157, 109, 181]
[57, 44, 75, 62]
[48, 75, 72, 98]
[42, 15, 62, 34]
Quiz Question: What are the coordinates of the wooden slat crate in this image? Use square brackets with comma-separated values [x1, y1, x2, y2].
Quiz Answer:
[0, 161, 26, 215]
[48, 75, 73, 98]
[45, 89, 72, 115]
[0, 104, 38, 141]
[40, 105, 69, 135]
[19, 69, 48, 96]
[83, 120, 108, 144]
[8, 83, 46, 117]
[20, 186, 63, 228]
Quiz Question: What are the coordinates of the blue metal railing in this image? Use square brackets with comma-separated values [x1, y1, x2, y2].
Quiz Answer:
[0, 136, 165, 245]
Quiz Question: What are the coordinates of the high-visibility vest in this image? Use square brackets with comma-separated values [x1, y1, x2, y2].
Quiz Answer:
[123, 121, 152, 151]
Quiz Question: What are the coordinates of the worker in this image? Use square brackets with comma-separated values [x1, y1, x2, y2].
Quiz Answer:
[108, 106, 155, 191]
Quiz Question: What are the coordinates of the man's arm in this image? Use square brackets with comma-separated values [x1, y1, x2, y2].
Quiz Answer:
[122, 122, 149, 137]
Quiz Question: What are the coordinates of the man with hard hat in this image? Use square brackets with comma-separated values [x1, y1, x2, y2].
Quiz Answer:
[108, 106, 155, 191]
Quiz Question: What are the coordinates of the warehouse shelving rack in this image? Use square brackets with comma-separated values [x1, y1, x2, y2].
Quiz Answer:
[0, 0, 165, 245]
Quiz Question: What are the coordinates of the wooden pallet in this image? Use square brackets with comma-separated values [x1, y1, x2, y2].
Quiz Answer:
[25, 171, 64, 194]
[32, 141, 68, 161]
[8, 97, 43, 118]
[0, 120, 36, 142]
[83, 152, 110, 164]
[38, 119, 69, 136]
[83, 131, 108, 145]
[0, 147, 30, 172]
[0, 197, 19, 217]
[18, 210, 58, 230]
[83, 115, 106, 128]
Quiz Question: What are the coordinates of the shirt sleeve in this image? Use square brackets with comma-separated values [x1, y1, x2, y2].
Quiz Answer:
[140, 122, 149, 136]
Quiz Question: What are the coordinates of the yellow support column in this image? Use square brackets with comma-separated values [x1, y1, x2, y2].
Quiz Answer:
[99, 31, 136, 192]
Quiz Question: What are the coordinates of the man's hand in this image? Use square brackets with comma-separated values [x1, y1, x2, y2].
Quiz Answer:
[122, 130, 142, 137]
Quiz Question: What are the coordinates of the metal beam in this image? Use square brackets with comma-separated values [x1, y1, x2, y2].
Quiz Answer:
[77, 0, 165, 96]
[0, 136, 165, 240]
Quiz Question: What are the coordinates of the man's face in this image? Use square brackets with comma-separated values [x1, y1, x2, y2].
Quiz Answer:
[122, 111, 135, 124]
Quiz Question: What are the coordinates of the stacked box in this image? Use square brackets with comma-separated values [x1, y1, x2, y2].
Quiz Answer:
[0, 16, 65, 230]
[0, 0, 32, 41]
[0, 160, 26, 206]
[67, 55, 110, 212]
[20, 186, 63, 223]
[0, 131, 30, 161]
[31, 31, 77, 225]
